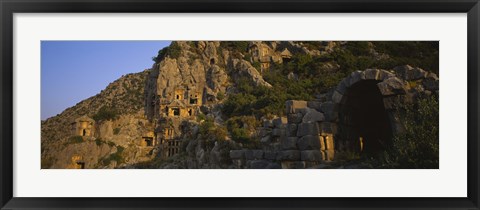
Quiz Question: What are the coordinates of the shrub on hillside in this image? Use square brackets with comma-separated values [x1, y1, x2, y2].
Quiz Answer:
[367, 95, 439, 169]
[93, 106, 118, 122]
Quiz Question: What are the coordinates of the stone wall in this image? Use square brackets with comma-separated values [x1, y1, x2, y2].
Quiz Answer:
[230, 99, 335, 169]
[230, 65, 439, 169]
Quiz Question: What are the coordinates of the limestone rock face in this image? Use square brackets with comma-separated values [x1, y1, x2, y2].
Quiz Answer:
[42, 41, 439, 169]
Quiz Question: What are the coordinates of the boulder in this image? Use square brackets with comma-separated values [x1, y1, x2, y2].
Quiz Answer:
[377, 77, 407, 96]
[287, 113, 303, 124]
[297, 135, 321, 150]
[285, 100, 308, 114]
[297, 123, 319, 137]
[302, 108, 325, 123]
[229, 150, 245, 159]
[281, 137, 298, 150]
[276, 150, 301, 161]
[301, 150, 323, 161]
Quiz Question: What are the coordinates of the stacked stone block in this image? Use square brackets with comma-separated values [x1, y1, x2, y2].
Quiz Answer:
[229, 99, 336, 169]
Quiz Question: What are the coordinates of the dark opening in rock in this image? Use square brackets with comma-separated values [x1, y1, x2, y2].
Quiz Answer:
[76, 161, 85, 169]
[339, 80, 393, 156]
[144, 137, 153, 147]
[172, 108, 180, 116]
[190, 98, 198, 104]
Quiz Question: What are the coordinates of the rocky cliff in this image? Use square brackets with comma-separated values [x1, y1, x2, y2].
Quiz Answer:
[41, 41, 439, 169]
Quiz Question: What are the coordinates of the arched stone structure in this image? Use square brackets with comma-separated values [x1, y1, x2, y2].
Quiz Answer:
[331, 69, 407, 155]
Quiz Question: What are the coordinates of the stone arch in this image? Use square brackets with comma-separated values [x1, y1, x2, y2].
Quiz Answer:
[331, 69, 407, 156]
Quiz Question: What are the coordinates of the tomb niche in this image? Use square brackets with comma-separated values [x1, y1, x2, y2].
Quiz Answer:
[280, 48, 292, 63]
[71, 115, 95, 137]
[141, 131, 155, 147]
[71, 155, 85, 169]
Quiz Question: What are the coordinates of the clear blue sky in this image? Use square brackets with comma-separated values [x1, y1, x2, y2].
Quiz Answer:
[41, 41, 172, 120]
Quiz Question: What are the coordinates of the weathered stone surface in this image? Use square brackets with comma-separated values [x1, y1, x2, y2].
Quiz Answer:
[320, 101, 336, 121]
[276, 150, 301, 161]
[264, 151, 277, 160]
[266, 162, 282, 169]
[297, 123, 319, 137]
[319, 122, 336, 134]
[324, 150, 335, 161]
[422, 72, 439, 91]
[332, 91, 343, 104]
[272, 128, 285, 137]
[347, 70, 363, 87]
[285, 100, 308, 114]
[393, 65, 414, 80]
[377, 77, 407, 96]
[273, 117, 287, 128]
[302, 108, 325, 123]
[336, 78, 348, 94]
[301, 150, 323, 161]
[252, 150, 264, 159]
[286, 123, 298, 137]
[250, 160, 270, 169]
[377, 69, 395, 80]
[307, 101, 322, 111]
[281, 161, 305, 169]
[297, 135, 321, 150]
[281, 137, 298, 150]
[394, 65, 428, 81]
[363, 69, 380, 80]
[287, 113, 303, 124]
[230, 150, 245, 159]
[244, 150, 253, 160]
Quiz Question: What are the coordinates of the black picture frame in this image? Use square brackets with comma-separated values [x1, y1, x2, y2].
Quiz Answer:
[1, 0, 479, 209]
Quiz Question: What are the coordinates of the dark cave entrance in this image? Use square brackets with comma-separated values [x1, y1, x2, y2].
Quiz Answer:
[339, 80, 393, 156]
[76, 161, 85, 169]
[144, 137, 153, 147]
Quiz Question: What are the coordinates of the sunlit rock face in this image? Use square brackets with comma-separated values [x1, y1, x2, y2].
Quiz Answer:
[41, 41, 438, 169]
